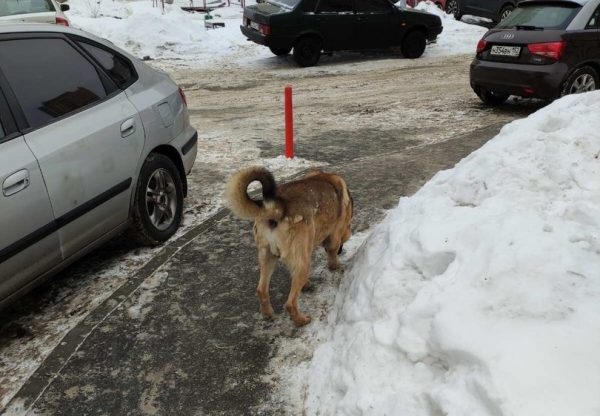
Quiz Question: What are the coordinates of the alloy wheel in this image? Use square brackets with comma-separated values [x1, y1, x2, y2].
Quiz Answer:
[146, 168, 177, 231]
[446, 0, 458, 15]
[569, 74, 596, 94]
[501, 8, 513, 20]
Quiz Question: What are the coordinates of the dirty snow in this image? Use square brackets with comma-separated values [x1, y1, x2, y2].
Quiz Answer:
[299, 91, 600, 415]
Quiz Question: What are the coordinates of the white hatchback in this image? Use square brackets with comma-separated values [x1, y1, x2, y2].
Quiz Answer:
[0, 0, 71, 26]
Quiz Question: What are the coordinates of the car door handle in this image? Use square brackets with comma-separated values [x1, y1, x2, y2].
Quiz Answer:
[3, 169, 30, 197]
[120, 118, 136, 138]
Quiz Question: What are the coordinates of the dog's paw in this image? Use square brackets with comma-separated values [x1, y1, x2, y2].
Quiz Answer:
[293, 315, 312, 327]
[327, 262, 343, 271]
[260, 305, 275, 319]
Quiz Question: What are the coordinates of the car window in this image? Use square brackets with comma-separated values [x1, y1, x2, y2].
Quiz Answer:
[496, 4, 581, 30]
[0, 0, 55, 16]
[317, 0, 354, 13]
[355, 0, 391, 13]
[0, 38, 107, 130]
[586, 7, 600, 29]
[77, 41, 137, 89]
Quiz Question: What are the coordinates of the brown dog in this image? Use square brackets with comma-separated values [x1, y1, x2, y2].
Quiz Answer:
[226, 167, 353, 326]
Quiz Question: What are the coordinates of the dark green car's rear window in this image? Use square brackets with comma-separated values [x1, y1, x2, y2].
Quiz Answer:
[497, 4, 581, 30]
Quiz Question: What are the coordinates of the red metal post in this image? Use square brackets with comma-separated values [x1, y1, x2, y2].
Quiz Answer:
[284, 85, 294, 158]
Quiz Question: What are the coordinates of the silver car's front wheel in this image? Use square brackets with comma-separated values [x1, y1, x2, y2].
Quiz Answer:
[131, 153, 184, 246]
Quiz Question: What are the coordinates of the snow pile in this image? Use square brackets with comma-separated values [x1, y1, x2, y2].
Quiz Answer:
[65, 0, 252, 62]
[413, 1, 486, 56]
[306, 92, 600, 416]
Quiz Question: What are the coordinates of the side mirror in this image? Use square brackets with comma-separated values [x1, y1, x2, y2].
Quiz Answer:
[60, 4, 70, 12]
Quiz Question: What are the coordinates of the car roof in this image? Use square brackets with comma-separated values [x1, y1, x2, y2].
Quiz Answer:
[0, 22, 82, 35]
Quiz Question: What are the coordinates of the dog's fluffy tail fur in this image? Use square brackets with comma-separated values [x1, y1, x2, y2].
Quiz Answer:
[226, 166, 285, 221]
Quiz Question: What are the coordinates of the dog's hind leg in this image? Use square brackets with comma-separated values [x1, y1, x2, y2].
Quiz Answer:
[323, 236, 342, 271]
[284, 233, 313, 326]
[257, 246, 277, 318]
[285, 262, 312, 326]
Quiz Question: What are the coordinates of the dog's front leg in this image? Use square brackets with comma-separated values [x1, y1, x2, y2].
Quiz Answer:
[257, 246, 277, 318]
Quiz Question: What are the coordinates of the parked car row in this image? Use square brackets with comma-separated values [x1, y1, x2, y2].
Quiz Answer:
[0, 24, 198, 308]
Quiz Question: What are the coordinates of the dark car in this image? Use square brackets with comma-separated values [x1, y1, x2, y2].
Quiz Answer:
[408, 0, 519, 22]
[470, 0, 600, 105]
[240, 0, 443, 67]
[451, 0, 520, 22]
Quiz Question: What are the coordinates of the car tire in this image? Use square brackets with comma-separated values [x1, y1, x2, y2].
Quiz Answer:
[561, 66, 598, 97]
[293, 36, 322, 67]
[269, 46, 292, 56]
[401, 30, 427, 59]
[445, 0, 462, 20]
[131, 153, 184, 246]
[498, 4, 514, 22]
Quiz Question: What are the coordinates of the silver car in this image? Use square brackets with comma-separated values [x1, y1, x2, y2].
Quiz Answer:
[0, 24, 198, 308]
[0, 0, 71, 26]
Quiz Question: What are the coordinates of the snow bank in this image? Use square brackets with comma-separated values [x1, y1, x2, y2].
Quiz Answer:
[66, 0, 251, 62]
[412, 2, 486, 56]
[306, 91, 600, 416]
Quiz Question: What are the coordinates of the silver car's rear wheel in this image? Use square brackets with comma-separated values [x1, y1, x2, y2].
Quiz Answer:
[131, 153, 184, 245]
[146, 168, 177, 231]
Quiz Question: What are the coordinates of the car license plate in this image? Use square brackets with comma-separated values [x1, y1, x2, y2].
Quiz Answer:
[250, 20, 260, 30]
[490, 45, 521, 57]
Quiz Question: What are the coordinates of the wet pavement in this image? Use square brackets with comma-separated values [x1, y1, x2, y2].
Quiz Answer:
[5, 122, 505, 416]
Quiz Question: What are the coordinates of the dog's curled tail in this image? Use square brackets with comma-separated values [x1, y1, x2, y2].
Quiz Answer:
[226, 166, 284, 221]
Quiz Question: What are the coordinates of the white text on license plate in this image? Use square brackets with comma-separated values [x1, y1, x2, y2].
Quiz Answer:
[490, 45, 521, 57]
[250, 21, 260, 30]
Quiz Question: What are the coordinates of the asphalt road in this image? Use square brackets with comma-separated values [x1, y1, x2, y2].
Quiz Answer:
[1, 53, 544, 415]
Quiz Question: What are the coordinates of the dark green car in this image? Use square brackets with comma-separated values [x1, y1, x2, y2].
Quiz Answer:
[241, 0, 443, 67]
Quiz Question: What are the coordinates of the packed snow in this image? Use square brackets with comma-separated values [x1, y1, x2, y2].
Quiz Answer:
[65, 0, 486, 68]
[303, 91, 600, 416]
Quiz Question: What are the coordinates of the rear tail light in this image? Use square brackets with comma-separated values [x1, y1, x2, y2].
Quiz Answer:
[527, 41, 566, 61]
[56, 16, 69, 26]
[259, 24, 271, 36]
[178, 87, 188, 107]
[476, 39, 488, 54]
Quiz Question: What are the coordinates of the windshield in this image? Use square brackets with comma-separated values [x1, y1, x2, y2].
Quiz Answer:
[268, 0, 302, 8]
[0, 0, 55, 16]
[497, 4, 581, 30]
